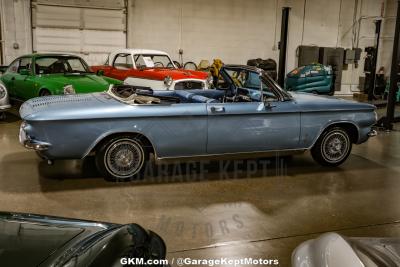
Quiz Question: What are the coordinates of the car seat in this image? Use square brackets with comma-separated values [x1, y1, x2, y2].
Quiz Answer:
[50, 62, 66, 73]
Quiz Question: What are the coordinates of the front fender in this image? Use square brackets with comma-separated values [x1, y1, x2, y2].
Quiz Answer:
[300, 110, 376, 148]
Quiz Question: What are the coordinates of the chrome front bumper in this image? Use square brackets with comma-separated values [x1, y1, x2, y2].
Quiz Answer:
[368, 129, 378, 137]
[19, 122, 51, 151]
[0, 104, 11, 110]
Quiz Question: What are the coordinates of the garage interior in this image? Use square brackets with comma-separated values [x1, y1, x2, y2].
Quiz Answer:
[1, 0, 400, 266]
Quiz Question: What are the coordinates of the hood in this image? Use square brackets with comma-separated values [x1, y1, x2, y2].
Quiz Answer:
[290, 92, 376, 112]
[133, 68, 208, 81]
[20, 93, 130, 121]
[37, 73, 114, 93]
[0, 211, 110, 267]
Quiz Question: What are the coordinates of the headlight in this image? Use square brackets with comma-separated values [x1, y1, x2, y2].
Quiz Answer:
[63, 84, 76, 94]
[163, 76, 173, 87]
[0, 84, 6, 99]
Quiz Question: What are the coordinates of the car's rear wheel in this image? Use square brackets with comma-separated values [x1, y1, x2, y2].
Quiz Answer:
[95, 136, 148, 182]
[311, 127, 352, 166]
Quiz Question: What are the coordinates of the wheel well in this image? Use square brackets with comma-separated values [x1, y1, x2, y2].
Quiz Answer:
[39, 88, 50, 96]
[325, 123, 359, 143]
[93, 132, 155, 155]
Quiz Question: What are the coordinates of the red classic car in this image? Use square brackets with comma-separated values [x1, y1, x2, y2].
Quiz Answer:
[91, 49, 211, 90]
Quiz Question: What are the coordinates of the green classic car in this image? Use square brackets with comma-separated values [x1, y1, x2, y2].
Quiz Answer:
[0, 53, 121, 101]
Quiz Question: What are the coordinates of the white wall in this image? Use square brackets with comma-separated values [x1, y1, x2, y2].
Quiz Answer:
[0, 0, 31, 64]
[0, 0, 397, 94]
[128, 0, 280, 65]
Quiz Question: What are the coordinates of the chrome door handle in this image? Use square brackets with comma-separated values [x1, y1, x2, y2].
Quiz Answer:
[210, 106, 225, 113]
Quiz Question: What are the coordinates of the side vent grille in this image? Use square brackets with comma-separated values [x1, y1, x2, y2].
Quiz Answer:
[30, 95, 93, 108]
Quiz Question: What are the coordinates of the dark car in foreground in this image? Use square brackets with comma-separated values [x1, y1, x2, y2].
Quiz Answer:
[0, 211, 167, 266]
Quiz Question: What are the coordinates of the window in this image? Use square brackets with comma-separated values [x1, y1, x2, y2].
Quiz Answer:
[68, 58, 86, 72]
[7, 59, 19, 73]
[35, 56, 89, 74]
[224, 68, 278, 100]
[134, 54, 173, 68]
[113, 53, 133, 69]
[18, 58, 32, 74]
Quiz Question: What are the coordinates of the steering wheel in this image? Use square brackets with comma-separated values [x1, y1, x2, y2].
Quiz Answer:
[112, 85, 153, 98]
[153, 62, 164, 68]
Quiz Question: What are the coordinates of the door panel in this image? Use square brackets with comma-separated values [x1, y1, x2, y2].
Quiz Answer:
[145, 103, 208, 158]
[110, 68, 129, 80]
[207, 101, 300, 154]
[14, 76, 36, 100]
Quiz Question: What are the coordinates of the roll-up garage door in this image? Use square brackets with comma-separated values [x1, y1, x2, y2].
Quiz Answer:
[31, 0, 126, 65]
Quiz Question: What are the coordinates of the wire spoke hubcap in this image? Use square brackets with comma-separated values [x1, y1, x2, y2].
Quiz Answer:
[322, 131, 349, 163]
[105, 139, 144, 178]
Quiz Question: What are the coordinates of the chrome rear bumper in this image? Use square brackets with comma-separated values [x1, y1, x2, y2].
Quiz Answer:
[0, 104, 11, 110]
[19, 122, 51, 151]
[23, 139, 51, 151]
[368, 129, 377, 137]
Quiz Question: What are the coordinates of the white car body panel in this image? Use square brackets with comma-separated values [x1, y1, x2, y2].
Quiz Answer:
[123, 77, 208, 90]
[292, 233, 364, 267]
[107, 48, 176, 69]
[0, 81, 11, 111]
[105, 48, 209, 90]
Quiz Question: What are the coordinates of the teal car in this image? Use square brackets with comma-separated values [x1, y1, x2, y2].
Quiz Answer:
[285, 64, 334, 95]
[0, 53, 121, 101]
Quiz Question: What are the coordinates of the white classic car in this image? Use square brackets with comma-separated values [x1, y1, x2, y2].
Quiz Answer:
[292, 232, 400, 266]
[0, 80, 11, 119]
[91, 49, 212, 90]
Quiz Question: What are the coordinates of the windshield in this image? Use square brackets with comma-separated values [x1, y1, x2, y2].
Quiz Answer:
[34, 56, 90, 75]
[223, 67, 292, 101]
[134, 54, 174, 69]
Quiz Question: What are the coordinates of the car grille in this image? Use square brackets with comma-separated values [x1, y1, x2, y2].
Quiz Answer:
[174, 81, 204, 90]
[29, 94, 93, 108]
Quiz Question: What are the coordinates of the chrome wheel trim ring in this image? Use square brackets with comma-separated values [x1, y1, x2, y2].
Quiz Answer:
[321, 130, 350, 163]
[104, 139, 144, 179]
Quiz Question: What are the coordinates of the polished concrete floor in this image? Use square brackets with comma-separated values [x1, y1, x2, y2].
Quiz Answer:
[0, 108, 400, 266]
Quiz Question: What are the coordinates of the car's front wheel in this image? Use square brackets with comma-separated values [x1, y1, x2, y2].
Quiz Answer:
[311, 127, 352, 166]
[95, 136, 148, 181]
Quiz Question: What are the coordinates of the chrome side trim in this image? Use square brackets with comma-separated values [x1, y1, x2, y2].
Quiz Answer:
[156, 148, 307, 162]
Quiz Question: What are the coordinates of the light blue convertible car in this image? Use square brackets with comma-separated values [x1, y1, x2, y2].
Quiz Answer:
[19, 65, 377, 181]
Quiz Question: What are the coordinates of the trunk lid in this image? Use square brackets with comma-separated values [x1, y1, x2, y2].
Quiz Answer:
[19, 93, 127, 121]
